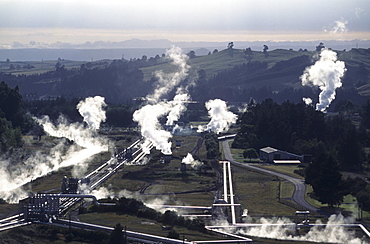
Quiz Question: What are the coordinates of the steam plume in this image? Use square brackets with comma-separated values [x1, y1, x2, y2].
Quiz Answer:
[133, 103, 173, 155]
[181, 153, 202, 169]
[302, 97, 313, 106]
[91, 186, 179, 214]
[238, 214, 364, 243]
[300, 49, 346, 112]
[166, 93, 190, 126]
[147, 46, 190, 103]
[133, 46, 191, 155]
[0, 97, 108, 203]
[77, 96, 107, 130]
[198, 99, 238, 133]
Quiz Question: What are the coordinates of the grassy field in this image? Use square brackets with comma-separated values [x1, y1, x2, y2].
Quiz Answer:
[97, 134, 215, 207]
[140, 48, 312, 81]
[226, 142, 370, 224]
[3, 132, 369, 243]
[231, 163, 297, 216]
[0, 60, 86, 75]
[256, 164, 304, 179]
[79, 212, 226, 242]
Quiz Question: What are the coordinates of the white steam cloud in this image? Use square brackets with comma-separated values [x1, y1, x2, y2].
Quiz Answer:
[198, 99, 238, 133]
[302, 97, 313, 106]
[166, 93, 190, 126]
[77, 96, 107, 130]
[133, 46, 191, 155]
[181, 153, 203, 169]
[133, 103, 173, 155]
[238, 214, 365, 244]
[91, 186, 178, 214]
[147, 46, 190, 104]
[300, 49, 346, 112]
[0, 97, 108, 203]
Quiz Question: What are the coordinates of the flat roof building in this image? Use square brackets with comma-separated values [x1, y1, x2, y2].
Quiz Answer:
[260, 147, 303, 164]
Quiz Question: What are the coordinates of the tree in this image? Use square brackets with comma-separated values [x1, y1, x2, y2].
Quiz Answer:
[243, 148, 258, 159]
[0, 82, 23, 127]
[213, 49, 219, 54]
[263, 45, 269, 57]
[337, 126, 363, 170]
[227, 42, 235, 57]
[316, 42, 325, 51]
[55, 61, 62, 70]
[187, 50, 196, 59]
[0, 117, 23, 153]
[162, 210, 178, 226]
[305, 153, 345, 207]
[167, 229, 180, 239]
[109, 223, 124, 244]
[244, 47, 253, 61]
[360, 99, 370, 129]
[198, 69, 206, 80]
[205, 133, 221, 159]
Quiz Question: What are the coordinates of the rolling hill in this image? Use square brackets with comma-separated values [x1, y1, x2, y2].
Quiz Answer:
[0, 47, 369, 108]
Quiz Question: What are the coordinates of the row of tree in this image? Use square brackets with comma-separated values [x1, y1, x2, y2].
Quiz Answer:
[233, 98, 368, 170]
[232, 98, 370, 207]
[25, 97, 136, 127]
[0, 82, 34, 154]
[90, 196, 206, 234]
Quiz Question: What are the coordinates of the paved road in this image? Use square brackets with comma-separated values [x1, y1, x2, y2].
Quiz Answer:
[221, 139, 322, 215]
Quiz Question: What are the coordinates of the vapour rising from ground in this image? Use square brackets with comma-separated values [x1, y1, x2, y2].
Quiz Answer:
[197, 98, 238, 134]
[181, 153, 203, 169]
[236, 214, 366, 244]
[133, 46, 193, 155]
[76, 96, 107, 130]
[301, 48, 346, 112]
[0, 96, 108, 203]
[91, 185, 186, 214]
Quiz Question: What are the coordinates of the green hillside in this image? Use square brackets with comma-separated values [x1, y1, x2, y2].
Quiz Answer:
[0, 47, 369, 106]
[141, 48, 313, 81]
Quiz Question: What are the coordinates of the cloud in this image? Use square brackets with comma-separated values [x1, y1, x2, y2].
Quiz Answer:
[300, 49, 346, 112]
[198, 99, 238, 133]
[302, 97, 313, 106]
[133, 46, 191, 155]
[77, 96, 107, 130]
[147, 46, 190, 103]
[238, 214, 364, 243]
[0, 96, 109, 203]
[166, 93, 190, 126]
[181, 153, 202, 169]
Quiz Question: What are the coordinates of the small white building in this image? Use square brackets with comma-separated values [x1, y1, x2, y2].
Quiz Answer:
[259, 147, 303, 164]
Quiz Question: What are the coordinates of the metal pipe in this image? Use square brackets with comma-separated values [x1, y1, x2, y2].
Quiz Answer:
[37, 194, 114, 206]
[222, 161, 228, 203]
[227, 161, 236, 225]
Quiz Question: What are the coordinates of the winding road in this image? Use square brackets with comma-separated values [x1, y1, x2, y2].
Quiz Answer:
[221, 139, 322, 215]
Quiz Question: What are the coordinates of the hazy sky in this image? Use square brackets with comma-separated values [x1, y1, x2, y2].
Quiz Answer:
[1, 0, 370, 45]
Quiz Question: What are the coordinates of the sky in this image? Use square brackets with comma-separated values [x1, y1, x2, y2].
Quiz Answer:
[1, 0, 370, 46]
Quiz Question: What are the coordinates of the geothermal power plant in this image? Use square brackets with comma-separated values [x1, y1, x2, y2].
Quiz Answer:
[0, 135, 369, 243]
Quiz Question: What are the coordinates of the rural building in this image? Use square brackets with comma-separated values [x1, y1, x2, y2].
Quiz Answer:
[259, 147, 303, 164]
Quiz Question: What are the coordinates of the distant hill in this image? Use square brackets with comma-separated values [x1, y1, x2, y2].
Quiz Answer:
[0, 48, 369, 110]
[1, 38, 370, 61]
